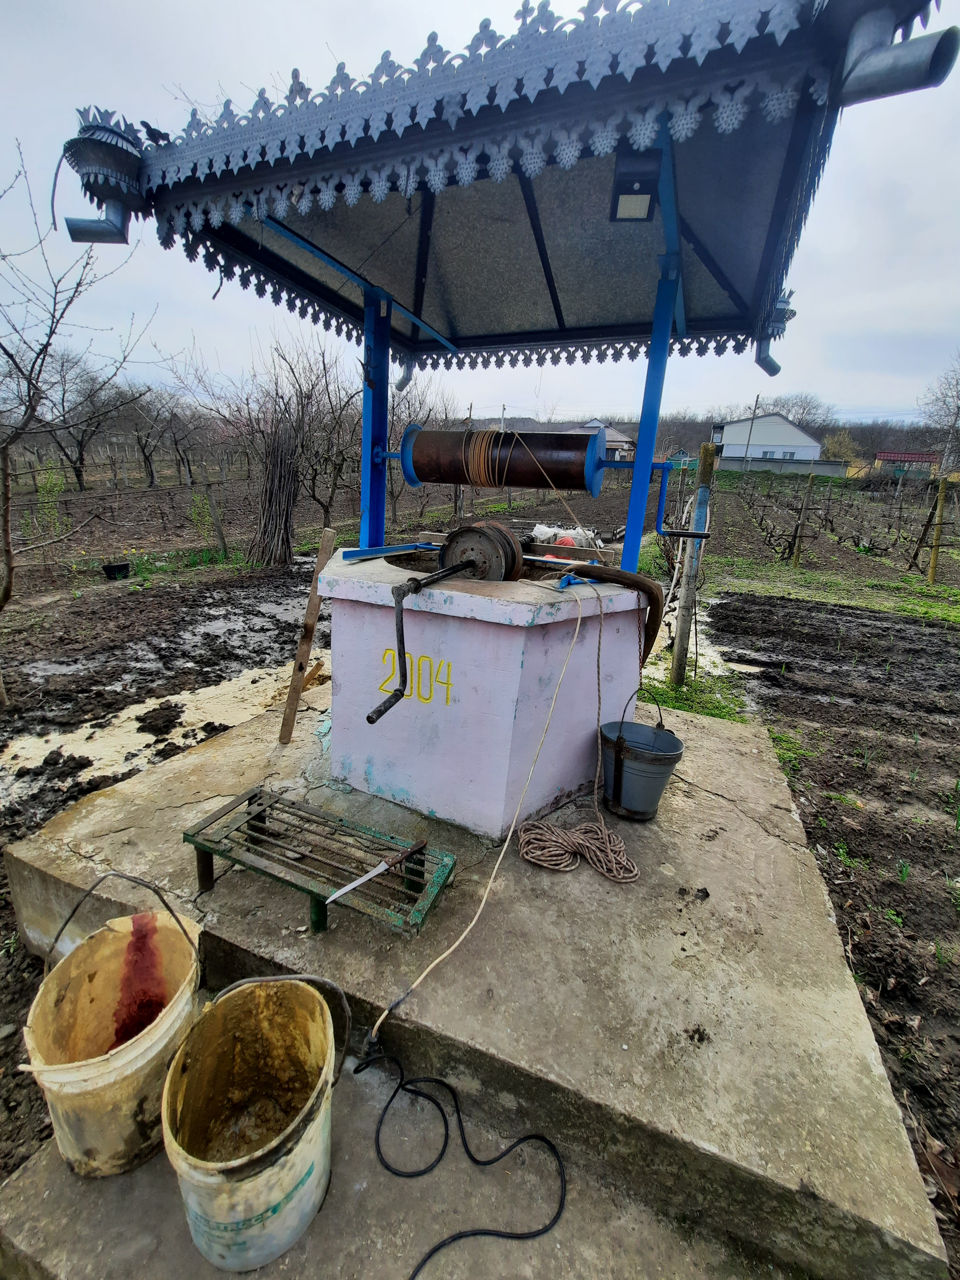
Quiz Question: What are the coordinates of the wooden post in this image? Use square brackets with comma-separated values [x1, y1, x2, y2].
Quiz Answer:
[927, 478, 948, 586]
[908, 490, 940, 570]
[671, 443, 716, 687]
[791, 472, 816, 569]
[205, 482, 229, 559]
[278, 528, 337, 744]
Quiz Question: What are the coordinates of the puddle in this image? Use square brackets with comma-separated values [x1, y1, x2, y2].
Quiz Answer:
[0, 654, 330, 824]
[20, 658, 94, 682]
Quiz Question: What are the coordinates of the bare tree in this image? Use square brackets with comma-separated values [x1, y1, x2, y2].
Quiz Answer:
[0, 149, 143, 706]
[919, 351, 960, 471]
[755, 392, 839, 438]
[300, 349, 362, 527]
[165, 405, 206, 486]
[185, 337, 327, 566]
[45, 352, 135, 491]
[386, 374, 458, 524]
[126, 391, 173, 488]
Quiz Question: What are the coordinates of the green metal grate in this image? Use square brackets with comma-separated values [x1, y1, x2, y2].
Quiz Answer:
[183, 787, 455, 935]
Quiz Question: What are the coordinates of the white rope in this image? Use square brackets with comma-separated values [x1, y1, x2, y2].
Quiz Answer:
[370, 591, 585, 1042]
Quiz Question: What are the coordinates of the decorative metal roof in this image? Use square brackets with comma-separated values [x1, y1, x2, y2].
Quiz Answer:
[62, 0, 950, 370]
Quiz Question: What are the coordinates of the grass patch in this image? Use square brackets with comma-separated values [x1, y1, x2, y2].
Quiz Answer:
[834, 839, 867, 870]
[769, 728, 816, 775]
[707, 551, 960, 624]
[635, 537, 669, 578]
[638, 673, 747, 722]
[126, 547, 251, 585]
[822, 790, 860, 806]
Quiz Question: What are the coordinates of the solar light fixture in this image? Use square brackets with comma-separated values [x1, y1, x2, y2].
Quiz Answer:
[609, 150, 661, 222]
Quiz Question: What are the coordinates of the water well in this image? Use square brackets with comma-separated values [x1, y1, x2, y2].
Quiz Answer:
[321, 548, 648, 838]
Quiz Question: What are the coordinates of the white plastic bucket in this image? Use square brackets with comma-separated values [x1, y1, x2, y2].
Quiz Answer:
[162, 977, 349, 1273]
[22, 909, 201, 1176]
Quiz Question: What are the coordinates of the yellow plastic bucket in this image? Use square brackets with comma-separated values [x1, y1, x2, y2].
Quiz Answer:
[22, 908, 200, 1176]
[162, 976, 349, 1273]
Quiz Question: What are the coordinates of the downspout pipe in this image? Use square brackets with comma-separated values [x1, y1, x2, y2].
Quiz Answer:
[65, 199, 131, 245]
[840, 7, 958, 106]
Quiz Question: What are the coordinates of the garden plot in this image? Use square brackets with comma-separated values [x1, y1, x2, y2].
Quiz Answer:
[707, 591, 960, 1269]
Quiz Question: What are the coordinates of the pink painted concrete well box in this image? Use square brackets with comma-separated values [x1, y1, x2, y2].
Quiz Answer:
[320, 554, 648, 838]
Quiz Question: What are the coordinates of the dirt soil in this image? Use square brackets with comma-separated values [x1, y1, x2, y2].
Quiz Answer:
[0, 560, 321, 841]
[0, 866, 49, 1181]
[707, 590, 960, 1272]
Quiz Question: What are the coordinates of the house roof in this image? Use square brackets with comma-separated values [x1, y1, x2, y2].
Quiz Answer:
[62, 1, 949, 371]
[718, 411, 820, 448]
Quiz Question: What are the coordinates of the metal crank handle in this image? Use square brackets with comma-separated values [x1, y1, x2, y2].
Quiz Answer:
[366, 560, 474, 725]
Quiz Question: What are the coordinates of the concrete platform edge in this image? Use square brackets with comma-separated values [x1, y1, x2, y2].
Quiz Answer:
[13, 864, 944, 1280]
[380, 1010, 947, 1280]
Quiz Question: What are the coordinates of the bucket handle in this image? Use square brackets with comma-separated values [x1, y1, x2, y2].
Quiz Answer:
[612, 686, 667, 810]
[214, 974, 352, 1088]
[45, 871, 200, 974]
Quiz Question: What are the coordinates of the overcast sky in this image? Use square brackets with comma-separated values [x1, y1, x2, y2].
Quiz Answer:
[4, 0, 959, 423]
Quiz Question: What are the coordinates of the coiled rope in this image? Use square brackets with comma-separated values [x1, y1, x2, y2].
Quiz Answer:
[458, 428, 522, 491]
[518, 582, 640, 884]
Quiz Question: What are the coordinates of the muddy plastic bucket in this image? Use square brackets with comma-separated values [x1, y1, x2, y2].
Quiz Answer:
[162, 975, 350, 1273]
[601, 720, 684, 821]
[22, 899, 200, 1177]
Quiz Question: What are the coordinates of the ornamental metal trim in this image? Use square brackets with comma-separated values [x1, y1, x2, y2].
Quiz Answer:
[137, 0, 821, 197]
[170, 225, 755, 369]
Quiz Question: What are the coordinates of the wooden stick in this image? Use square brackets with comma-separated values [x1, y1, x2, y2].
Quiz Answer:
[908, 491, 939, 571]
[301, 659, 327, 691]
[791, 471, 816, 569]
[928, 478, 948, 586]
[279, 528, 336, 744]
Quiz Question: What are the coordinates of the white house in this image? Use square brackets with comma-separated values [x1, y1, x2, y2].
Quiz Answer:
[711, 413, 821, 462]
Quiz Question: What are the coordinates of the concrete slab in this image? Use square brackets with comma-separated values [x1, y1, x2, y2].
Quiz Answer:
[4, 694, 947, 1279]
[0, 1057, 804, 1280]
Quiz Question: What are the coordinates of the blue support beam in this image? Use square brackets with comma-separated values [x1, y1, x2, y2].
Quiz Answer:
[619, 121, 685, 572]
[359, 292, 392, 548]
[620, 266, 679, 573]
[263, 216, 456, 353]
[657, 128, 686, 339]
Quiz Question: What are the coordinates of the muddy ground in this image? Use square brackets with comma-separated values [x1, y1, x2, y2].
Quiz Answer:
[708, 590, 960, 1269]
[0, 560, 321, 839]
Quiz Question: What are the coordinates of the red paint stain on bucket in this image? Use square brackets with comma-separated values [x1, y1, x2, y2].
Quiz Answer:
[111, 913, 167, 1050]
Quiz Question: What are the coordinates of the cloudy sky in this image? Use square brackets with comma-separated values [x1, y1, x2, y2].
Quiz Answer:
[4, 0, 959, 423]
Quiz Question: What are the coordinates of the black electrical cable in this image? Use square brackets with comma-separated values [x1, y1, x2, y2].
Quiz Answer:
[354, 1051, 566, 1280]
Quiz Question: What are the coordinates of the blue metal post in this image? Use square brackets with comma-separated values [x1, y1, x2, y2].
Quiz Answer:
[359, 291, 392, 548]
[620, 268, 679, 571]
[620, 122, 684, 573]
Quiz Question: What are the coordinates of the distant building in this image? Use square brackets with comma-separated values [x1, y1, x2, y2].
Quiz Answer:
[711, 413, 821, 462]
[664, 448, 694, 469]
[516, 416, 634, 462]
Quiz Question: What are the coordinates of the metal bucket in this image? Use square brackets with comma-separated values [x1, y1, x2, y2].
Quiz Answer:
[601, 720, 684, 821]
[22, 899, 200, 1176]
[162, 976, 350, 1273]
